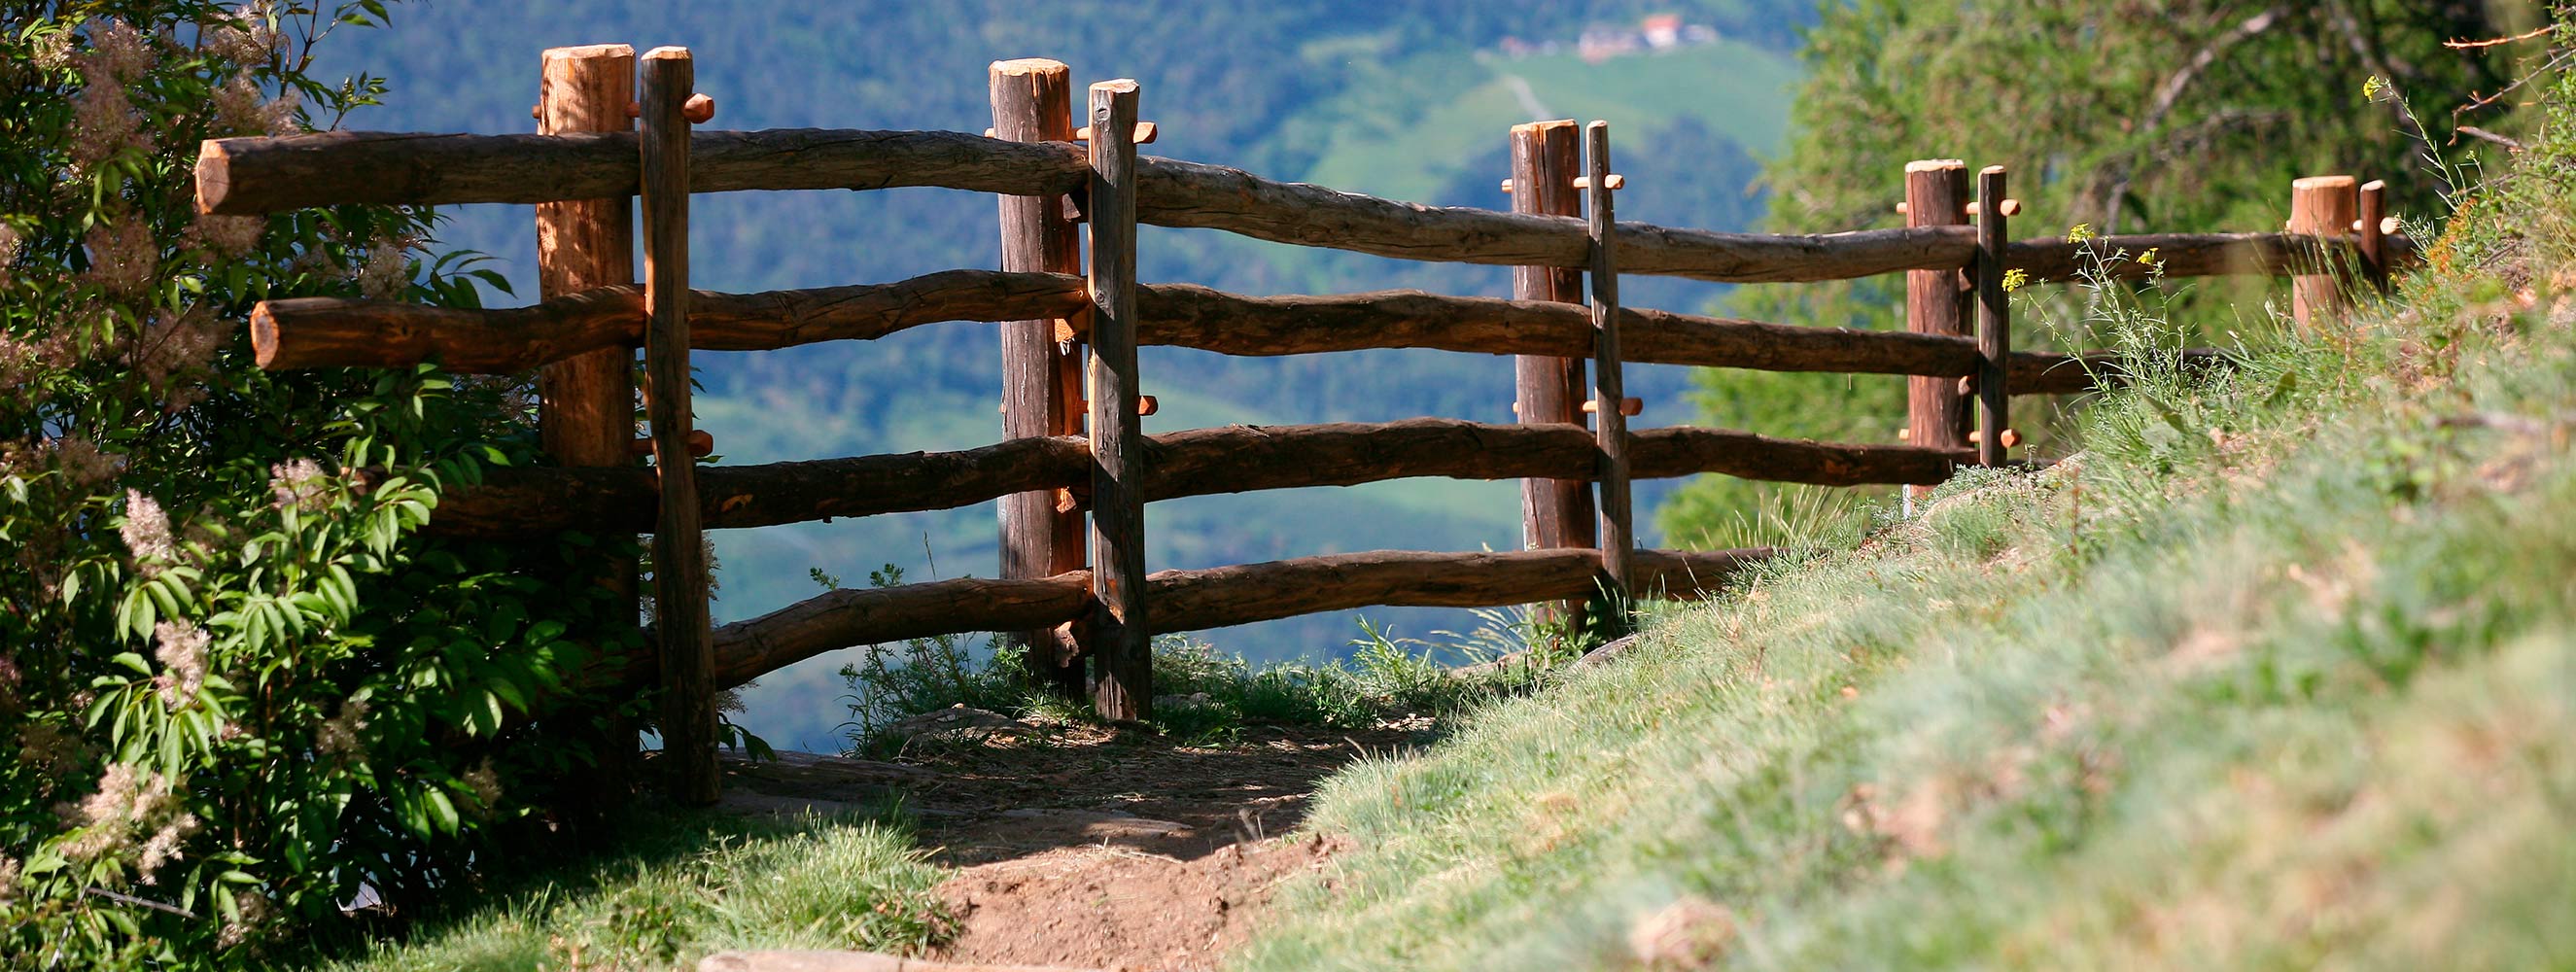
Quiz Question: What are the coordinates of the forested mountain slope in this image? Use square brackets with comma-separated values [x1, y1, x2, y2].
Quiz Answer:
[321, 0, 1815, 749]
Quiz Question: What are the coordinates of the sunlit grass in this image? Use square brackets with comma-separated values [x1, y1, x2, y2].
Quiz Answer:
[311, 811, 948, 972]
[1236, 212, 2576, 970]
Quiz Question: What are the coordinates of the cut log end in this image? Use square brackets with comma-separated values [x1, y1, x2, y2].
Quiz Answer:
[248, 301, 281, 368]
[191, 141, 232, 215]
[543, 43, 636, 63]
[2293, 174, 2359, 191]
[991, 57, 1071, 77]
[1905, 158, 1967, 173]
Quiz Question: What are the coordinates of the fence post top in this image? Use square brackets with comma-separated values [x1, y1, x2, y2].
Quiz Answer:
[992, 57, 1069, 76]
[643, 46, 691, 61]
[1512, 119, 1579, 135]
[1905, 158, 1967, 173]
[542, 43, 633, 62]
[2294, 174, 2358, 191]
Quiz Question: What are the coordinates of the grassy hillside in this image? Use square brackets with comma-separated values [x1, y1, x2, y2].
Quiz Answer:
[1233, 148, 2576, 968]
[320, 2, 1811, 751]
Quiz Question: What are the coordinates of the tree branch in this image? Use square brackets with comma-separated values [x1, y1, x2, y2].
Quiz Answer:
[2096, 5, 2286, 232]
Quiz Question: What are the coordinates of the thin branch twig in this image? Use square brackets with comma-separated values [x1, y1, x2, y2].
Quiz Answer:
[2446, 24, 2555, 50]
[83, 885, 197, 920]
[2454, 125, 2525, 151]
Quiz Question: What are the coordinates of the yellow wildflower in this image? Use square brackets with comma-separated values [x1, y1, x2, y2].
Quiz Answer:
[2002, 268, 2030, 293]
[2065, 223, 2094, 244]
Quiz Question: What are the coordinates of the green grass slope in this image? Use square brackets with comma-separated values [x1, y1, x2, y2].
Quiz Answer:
[1236, 151, 2576, 971]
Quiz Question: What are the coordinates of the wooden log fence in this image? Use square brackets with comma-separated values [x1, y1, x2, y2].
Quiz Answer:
[195, 46, 2416, 800]
[252, 272, 2208, 394]
[194, 128, 2416, 286]
[1509, 119, 1594, 623]
[699, 547, 1775, 693]
[1586, 121, 1634, 608]
[398, 419, 1980, 539]
[533, 41, 643, 806]
[991, 58, 1091, 698]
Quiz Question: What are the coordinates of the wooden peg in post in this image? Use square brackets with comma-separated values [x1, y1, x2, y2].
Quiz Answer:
[1572, 174, 1625, 191]
[1074, 395, 1157, 416]
[1580, 397, 1643, 416]
[1974, 164, 2010, 468]
[1964, 198, 2020, 217]
[628, 429, 714, 458]
[621, 96, 714, 123]
[640, 45, 718, 808]
[992, 57, 1090, 699]
[1584, 120, 1633, 614]
[1085, 78, 1149, 722]
[1073, 121, 1157, 144]
[2289, 174, 2358, 330]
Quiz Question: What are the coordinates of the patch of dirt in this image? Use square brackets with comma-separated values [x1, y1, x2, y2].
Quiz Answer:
[935, 833, 1351, 971]
[716, 714, 1432, 970]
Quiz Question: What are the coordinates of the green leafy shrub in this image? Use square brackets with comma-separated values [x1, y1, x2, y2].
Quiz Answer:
[0, 5, 641, 967]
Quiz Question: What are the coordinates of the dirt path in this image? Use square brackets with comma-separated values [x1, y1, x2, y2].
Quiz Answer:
[717, 713, 1434, 970]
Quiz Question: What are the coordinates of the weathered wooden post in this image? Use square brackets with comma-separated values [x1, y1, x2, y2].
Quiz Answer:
[2289, 174, 2358, 329]
[1509, 120, 1595, 625]
[640, 47, 717, 806]
[1086, 79, 1149, 721]
[2357, 178, 2390, 295]
[991, 57, 1089, 698]
[1583, 121, 1632, 613]
[535, 43, 640, 794]
[1974, 164, 2010, 468]
[1903, 159, 1972, 490]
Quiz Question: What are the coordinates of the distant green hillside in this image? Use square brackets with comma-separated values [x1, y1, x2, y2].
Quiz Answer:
[327, 1, 1815, 750]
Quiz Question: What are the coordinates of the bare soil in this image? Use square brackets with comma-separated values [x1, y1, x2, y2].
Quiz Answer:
[717, 714, 1435, 971]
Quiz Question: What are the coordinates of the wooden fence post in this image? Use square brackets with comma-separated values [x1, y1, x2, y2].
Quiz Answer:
[2357, 178, 2390, 295]
[1974, 164, 2010, 468]
[534, 43, 639, 799]
[640, 47, 717, 806]
[1509, 120, 1595, 626]
[2289, 174, 2358, 330]
[1583, 121, 1632, 614]
[991, 58, 1089, 698]
[1904, 159, 1972, 491]
[1086, 80, 1149, 721]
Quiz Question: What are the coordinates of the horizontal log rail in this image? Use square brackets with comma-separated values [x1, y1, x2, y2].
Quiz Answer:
[196, 129, 2413, 285]
[705, 546, 1774, 688]
[252, 269, 1091, 372]
[253, 270, 2209, 394]
[413, 418, 1974, 538]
